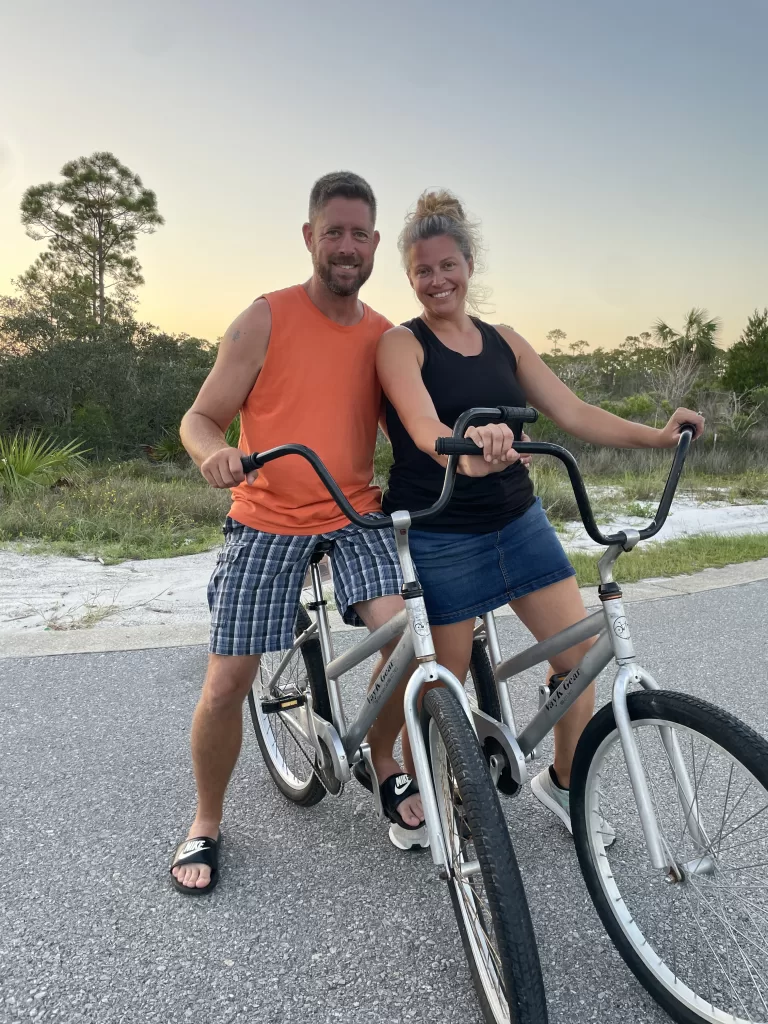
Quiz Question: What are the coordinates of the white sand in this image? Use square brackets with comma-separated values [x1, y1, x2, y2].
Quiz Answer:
[1, 498, 766, 635]
[560, 496, 768, 551]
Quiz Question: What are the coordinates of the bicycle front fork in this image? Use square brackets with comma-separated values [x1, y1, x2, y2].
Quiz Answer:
[402, 660, 474, 874]
[600, 549, 711, 871]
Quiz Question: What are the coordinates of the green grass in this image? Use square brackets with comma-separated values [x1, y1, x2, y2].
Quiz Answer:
[569, 533, 768, 587]
[2, 450, 767, 580]
[0, 459, 230, 562]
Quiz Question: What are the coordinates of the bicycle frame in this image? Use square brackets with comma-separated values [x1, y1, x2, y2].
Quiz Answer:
[265, 511, 492, 873]
[246, 409, 703, 876]
[477, 537, 710, 873]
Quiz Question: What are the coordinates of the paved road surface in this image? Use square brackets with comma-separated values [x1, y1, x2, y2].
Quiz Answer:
[2, 581, 767, 1024]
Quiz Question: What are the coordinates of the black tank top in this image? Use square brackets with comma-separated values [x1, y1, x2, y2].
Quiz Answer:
[382, 317, 536, 533]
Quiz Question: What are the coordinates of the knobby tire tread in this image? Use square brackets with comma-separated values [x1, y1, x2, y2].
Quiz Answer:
[424, 687, 548, 1024]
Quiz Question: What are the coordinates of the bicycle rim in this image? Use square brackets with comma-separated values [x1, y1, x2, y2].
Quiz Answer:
[429, 720, 510, 1023]
[252, 649, 319, 793]
[585, 716, 768, 1022]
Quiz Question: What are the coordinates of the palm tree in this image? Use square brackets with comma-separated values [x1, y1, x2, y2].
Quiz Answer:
[652, 308, 721, 364]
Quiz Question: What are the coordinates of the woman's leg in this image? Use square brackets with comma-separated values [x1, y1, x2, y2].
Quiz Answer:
[400, 618, 476, 776]
[508, 575, 594, 787]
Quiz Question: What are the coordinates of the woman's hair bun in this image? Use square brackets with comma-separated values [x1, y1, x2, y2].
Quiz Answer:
[413, 189, 466, 224]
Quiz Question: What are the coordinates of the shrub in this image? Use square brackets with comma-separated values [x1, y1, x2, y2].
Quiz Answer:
[0, 431, 89, 497]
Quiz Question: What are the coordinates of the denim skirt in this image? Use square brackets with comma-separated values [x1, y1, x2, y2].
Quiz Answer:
[408, 498, 576, 626]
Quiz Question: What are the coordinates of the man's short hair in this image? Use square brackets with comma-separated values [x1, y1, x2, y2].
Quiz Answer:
[308, 171, 377, 224]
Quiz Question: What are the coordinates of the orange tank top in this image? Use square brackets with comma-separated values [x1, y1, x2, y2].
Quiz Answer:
[229, 284, 392, 535]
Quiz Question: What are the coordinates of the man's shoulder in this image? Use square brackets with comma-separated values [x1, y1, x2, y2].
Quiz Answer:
[259, 283, 305, 309]
[230, 295, 272, 337]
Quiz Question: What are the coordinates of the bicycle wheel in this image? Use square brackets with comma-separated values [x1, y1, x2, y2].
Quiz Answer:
[247, 604, 332, 806]
[423, 687, 548, 1024]
[570, 690, 768, 1024]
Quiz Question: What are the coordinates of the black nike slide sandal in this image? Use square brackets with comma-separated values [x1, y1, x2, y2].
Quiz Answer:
[381, 774, 430, 851]
[170, 833, 221, 895]
[354, 762, 420, 826]
[379, 774, 422, 829]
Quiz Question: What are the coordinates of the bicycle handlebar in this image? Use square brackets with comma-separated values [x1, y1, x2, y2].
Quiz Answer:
[435, 426, 697, 546]
[240, 406, 696, 546]
[239, 407, 536, 531]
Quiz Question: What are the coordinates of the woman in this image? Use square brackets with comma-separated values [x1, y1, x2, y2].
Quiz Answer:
[376, 189, 704, 840]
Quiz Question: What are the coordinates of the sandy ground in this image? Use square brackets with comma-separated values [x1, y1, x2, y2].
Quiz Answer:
[1, 498, 766, 635]
[561, 494, 768, 550]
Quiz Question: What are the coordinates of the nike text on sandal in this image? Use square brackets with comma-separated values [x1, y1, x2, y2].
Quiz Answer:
[170, 834, 221, 895]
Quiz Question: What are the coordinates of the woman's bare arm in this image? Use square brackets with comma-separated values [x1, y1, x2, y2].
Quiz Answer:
[376, 327, 517, 475]
[496, 326, 704, 448]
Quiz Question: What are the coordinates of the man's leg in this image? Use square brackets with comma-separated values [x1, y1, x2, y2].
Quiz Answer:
[354, 595, 423, 827]
[172, 652, 259, 890]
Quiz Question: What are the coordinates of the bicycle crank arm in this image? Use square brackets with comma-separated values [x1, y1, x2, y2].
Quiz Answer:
[311, 715, 350, 789]
[472, 708, 527, 793]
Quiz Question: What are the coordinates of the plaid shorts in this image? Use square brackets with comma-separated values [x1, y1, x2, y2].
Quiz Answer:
[207, 515, 403, 656]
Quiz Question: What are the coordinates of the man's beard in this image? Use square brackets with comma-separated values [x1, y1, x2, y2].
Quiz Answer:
[313, 255, 372, 297]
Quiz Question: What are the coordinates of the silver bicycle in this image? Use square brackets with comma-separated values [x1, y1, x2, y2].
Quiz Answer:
[240, 411, 549, 1024]
[436, 416, 768, 1024]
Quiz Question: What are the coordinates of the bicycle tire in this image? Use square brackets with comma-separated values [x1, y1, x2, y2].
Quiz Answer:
[247, 604, 331, 806]
[570, 689, 768, 1024]
[422, 687, 548, 1024]
[469, 638, 503, 720]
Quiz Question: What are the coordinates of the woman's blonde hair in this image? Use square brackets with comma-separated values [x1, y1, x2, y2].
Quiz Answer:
[398, 189, 490, 312]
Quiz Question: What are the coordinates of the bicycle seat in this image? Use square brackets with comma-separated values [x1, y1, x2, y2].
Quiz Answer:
[310, 540, 334, 563]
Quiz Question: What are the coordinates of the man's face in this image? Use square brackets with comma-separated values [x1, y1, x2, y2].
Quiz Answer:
[303, 197, 380, 297]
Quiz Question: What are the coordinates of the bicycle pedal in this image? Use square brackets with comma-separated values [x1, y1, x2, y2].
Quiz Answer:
[260, 694, 306, 714]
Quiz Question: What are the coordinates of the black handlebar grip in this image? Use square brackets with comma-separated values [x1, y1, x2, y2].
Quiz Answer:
[497, 406, 539, 424]
[678, 422, 698, 436]
[240, 454, 263, 475]
[435, 437, 484, 456]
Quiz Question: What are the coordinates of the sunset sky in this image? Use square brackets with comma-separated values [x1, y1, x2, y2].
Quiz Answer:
[1, 0, 766, 350]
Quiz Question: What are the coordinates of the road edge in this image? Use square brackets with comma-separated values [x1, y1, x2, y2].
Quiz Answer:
[2, 557, 768, 660]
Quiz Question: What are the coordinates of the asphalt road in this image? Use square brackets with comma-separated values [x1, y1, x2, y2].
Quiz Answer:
[2, 581, 767, 1024]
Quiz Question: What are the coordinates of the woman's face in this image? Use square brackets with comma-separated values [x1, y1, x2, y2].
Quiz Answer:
[408, 235, 472, 318]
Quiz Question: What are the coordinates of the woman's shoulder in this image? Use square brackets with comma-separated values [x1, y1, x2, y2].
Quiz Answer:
[483, 321, 530, 355]
[378, 321, 426, 370]
[380, 322, 418, 346]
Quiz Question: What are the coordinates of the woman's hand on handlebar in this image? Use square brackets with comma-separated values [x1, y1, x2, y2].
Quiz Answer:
[458, 423, 521, 478]
[656, 408, 706, 448]
[200, 446, 259, 488]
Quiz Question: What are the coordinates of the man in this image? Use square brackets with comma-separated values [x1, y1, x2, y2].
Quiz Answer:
[171, 172, 424, 894]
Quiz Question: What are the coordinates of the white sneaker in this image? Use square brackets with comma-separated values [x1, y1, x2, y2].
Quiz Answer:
[531, 766, 615, 847]
[389, 822, 430, 851]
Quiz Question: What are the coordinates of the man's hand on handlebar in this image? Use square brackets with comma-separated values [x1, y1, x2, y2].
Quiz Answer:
[458, 423, 523, 478]
[657, 408, 706, 448]
[201, 446, 259, 488]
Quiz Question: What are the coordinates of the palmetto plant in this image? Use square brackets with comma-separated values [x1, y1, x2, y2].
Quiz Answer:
[147, 427, 186, 463]
[652, 307, 721, 364]
[0, 432, 89, 497]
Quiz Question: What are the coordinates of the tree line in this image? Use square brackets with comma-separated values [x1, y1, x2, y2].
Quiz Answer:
[1, 152, 766, 459]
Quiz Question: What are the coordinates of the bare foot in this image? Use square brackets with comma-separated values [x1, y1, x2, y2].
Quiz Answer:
[171, 820, 220, 891]
[397, 790, 424, 827]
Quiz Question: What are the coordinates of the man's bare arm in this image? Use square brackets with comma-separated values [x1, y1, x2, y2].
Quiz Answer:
[180, 298, 271, 488]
